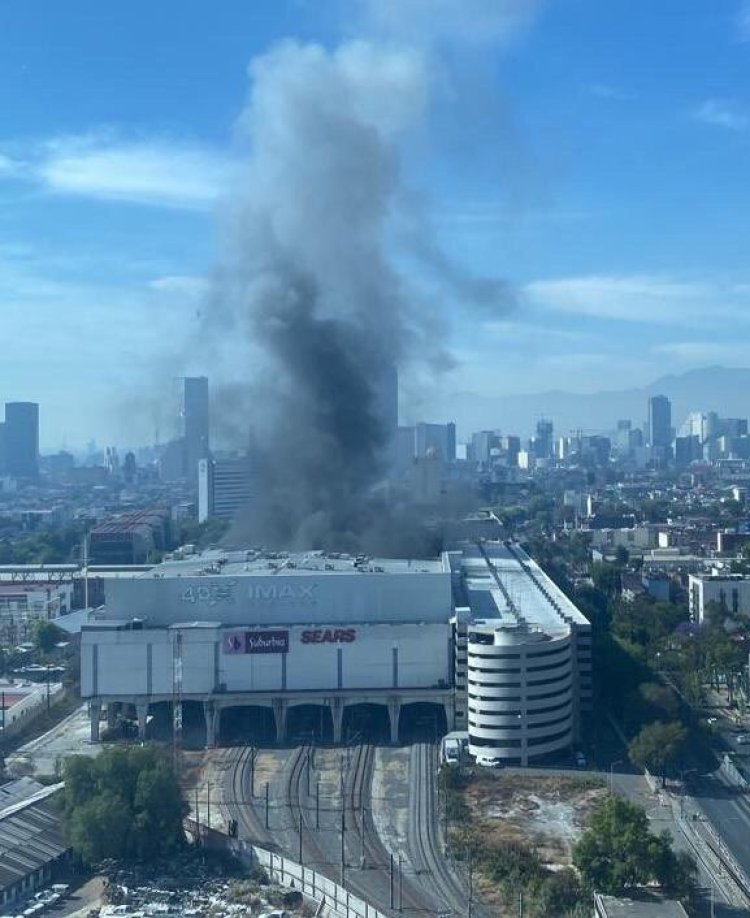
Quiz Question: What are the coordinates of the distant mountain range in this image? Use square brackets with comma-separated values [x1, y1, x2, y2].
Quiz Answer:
[441, 366, 750, 440]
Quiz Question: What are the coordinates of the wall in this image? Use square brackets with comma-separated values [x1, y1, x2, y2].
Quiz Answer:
[81, 622, 451, 698]
[104, 570, 453, 626]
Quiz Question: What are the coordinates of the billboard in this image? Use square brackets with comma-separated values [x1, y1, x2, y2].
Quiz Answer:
[223, 629, 289, 654]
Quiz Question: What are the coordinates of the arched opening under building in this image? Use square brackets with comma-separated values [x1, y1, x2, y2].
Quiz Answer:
[286, 704, 333, 744]
[219, 705, 276, 746]
[399, 702, 447, 744]
[145, 700, 172, 741]
[181, 700, 207, 749]
[341, 703, 390, 744]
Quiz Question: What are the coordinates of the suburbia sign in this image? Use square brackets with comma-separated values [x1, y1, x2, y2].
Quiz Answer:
[223, 630, 289, 654]
[301, 628, 356, 644]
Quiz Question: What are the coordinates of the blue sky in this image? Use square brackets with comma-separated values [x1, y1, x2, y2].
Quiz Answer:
[1, 0, 749, 448]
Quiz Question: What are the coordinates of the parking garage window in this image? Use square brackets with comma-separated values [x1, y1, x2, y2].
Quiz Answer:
[470, 735, 523, 748]
[526, 673, 572, 687]
[526, 728, 571, 746]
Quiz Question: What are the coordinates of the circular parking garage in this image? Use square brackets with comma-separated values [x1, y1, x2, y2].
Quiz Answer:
[467, 623, 574, 766]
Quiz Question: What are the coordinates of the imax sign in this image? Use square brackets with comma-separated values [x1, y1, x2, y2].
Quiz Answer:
[247, 583, 318, 603]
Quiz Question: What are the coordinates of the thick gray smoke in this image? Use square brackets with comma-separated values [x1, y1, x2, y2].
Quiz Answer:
[204, 22, 524, 554]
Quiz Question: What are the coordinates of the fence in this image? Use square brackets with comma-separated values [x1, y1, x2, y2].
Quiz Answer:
[184, 820, 388, 918]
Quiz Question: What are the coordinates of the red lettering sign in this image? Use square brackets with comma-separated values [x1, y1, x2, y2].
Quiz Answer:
[301, 628, 356, 644]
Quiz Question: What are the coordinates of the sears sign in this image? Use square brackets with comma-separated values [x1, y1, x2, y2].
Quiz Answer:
[223, 629, 289, 654]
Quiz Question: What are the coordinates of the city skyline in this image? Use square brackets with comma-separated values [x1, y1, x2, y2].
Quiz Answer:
[1, 1, 750, 446]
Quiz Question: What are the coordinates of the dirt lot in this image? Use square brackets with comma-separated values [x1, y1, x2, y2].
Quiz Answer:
[462, 771, 607, 869]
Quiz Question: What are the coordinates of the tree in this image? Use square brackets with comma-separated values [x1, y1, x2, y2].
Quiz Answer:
[592, 562, 622, 598]
[628, 720, 687, 784]
[573, 797, 676, 893]
[62, 746, 186, 864]
[34, 620, 65, 655]
[639, 682, 680, 720]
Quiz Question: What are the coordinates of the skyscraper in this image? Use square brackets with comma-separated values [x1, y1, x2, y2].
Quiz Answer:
[648, 395, 672, 448]
[535, 418, 554, 459]
[4, 402, 39, 478]
[183, 377, 210, 485]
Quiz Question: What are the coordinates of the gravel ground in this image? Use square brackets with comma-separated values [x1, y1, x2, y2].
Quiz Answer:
[7, 703, 97, 777]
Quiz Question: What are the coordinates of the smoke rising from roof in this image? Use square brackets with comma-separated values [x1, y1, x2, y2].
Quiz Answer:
[203, 11, 526, 553]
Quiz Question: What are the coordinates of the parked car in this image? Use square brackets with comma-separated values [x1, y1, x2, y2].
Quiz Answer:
[736, 734, 750, 744]
[476, 755, 504, 768]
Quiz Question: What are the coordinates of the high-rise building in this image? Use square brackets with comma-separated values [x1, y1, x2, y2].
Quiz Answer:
[648, 395, 672, 448]
[470, 430, 501, 465]
[534, 418, 554, 459]
[183, 377, 210, 485]
[4, 402, 39, 478]
[414, 422, 456, 461]
[198, 455, 259, 522]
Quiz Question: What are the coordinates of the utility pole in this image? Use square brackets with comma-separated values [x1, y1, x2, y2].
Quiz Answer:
[398, 853, 403, 912]
[206, 781, 211, 829]
[316, 781, 320, 830]
[249, 746, 256, 798]
[340, 805, 346, 884]
[389, 854, 394, 909]
[265, 781, 270, 829]
[171, 630, 183, 770]
[359, 805, 365, 868]
[298, 812, 303, 865]
[194, 787, 200, 844]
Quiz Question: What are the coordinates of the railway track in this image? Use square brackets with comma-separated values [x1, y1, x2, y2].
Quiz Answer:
[408, 743, 483, 917]
[223, 743, 469, 916]
[225, 746, 274, 845]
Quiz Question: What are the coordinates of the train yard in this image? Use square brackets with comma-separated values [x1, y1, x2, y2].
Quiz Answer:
[213, 741, 482, 917]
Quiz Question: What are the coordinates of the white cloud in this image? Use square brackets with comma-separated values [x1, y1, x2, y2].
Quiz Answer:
[33, 134, 233, 209]
[148, 274, 209, 296]
[693, 99, 749, 131]
[526, 274, 750, 325]
[0, 153, 23, 176]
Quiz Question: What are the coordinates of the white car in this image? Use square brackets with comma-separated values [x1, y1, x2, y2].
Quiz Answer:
[736, 733, 750, 744]
[476, 755, 504, 768]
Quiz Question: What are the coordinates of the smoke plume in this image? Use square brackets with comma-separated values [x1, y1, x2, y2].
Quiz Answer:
[203, 11, 528, 553]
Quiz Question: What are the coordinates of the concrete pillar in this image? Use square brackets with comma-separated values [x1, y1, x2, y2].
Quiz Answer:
[330, 699, 344, 745]
[204, 700, 218, 749]
[387, 696, 401, 745]
[136, 702, 149, 741]
[89, 702, 101, 743]
[272, 699, 287, 744]
[443, 697, 455, 734]
[106, 702, 118, 730]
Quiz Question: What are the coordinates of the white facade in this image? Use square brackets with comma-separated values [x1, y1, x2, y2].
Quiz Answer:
[468, 626, 575, 764]
[453, 542, 591, 765]
[81, 621, 450, 698]
[688, 573, 750, 623]
[589, 526, 655, 551]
